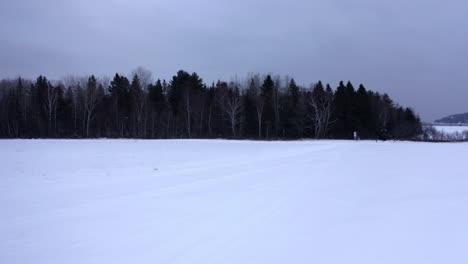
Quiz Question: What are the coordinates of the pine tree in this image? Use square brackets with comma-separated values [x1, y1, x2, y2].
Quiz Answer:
[356, 84, 372, 138]
[109, 74, 130, 137]
[261, 75, 275, 138]
[285, 78, 301, 137]
[148, 79, 165, 137]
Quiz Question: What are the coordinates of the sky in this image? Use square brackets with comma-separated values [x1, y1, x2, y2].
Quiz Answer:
[1, 0, 467, 121]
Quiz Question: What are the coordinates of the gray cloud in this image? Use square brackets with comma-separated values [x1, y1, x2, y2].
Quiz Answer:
[1, 0, 467, 121]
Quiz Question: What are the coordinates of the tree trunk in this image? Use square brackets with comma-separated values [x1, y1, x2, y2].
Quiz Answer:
[257, 111, 262, 138]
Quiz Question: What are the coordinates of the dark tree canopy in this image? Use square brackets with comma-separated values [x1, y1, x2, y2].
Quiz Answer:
[0, 71, 422, 140]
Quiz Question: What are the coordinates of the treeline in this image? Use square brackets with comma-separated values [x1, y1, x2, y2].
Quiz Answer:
[419, 125, 468, 142]
[0, 68, 422, 139]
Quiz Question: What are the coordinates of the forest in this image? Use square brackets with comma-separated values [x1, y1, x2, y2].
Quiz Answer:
[0, 68, 422, 139]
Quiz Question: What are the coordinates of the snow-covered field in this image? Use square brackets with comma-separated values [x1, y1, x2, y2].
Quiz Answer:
[434, 125, 468, 134]
[1, 140, 468, 264]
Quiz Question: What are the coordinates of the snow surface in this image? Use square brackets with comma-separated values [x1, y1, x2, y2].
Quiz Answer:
[434, 125, 468, 134]
[1, 139, 468, 264]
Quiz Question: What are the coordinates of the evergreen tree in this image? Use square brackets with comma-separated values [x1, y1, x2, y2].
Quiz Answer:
[109, 74, 130, 137]
[355, 84, 372, 138]
[148, 79, 166, 138]
[284, 78, 301, 137]
[261, 75, 275, 138]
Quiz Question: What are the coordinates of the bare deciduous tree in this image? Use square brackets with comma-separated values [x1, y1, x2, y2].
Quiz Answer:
[44, 82, 58, 136]
[132, 67, 153, 91]
[222, 83, 243, 137]
[308, 83, 334, 139]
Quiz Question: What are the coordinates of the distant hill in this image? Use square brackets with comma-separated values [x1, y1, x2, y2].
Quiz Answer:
[435, 113, 468, 124]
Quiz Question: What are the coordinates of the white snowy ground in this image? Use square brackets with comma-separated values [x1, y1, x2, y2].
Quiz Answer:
[1, 140, 468, 264]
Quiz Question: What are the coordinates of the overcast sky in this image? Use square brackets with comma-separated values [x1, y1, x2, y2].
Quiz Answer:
[1, 0, 467, 121]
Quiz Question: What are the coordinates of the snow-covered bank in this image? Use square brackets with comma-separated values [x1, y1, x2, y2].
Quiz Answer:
[434, 125, 468, 134]
[1, 140, 467, 264]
